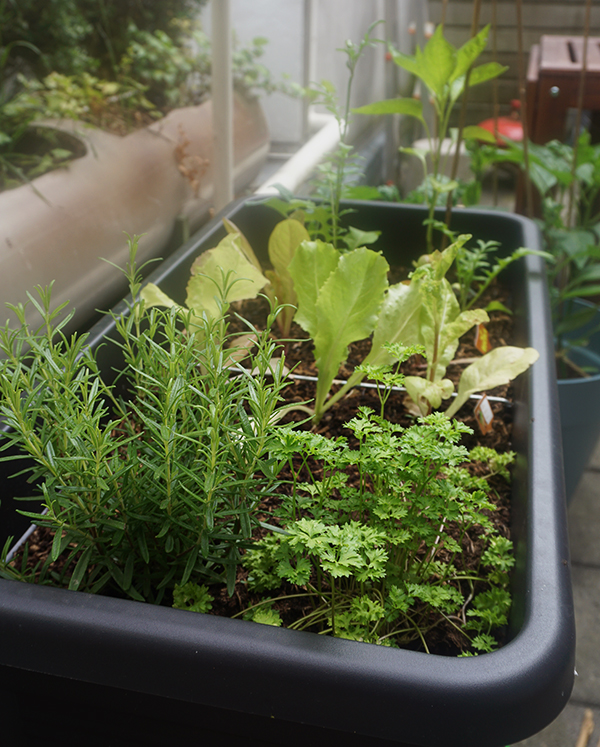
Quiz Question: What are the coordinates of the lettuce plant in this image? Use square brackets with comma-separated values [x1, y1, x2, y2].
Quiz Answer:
[221, 216, 311, 338]
[287, 234, 538, 420]
[287, 239, 389, 422]
[141, 230, 268, 350]
[364, 237, 539, 417]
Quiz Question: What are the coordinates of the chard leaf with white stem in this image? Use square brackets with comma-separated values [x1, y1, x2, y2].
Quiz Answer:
[445, 347, 539, 418]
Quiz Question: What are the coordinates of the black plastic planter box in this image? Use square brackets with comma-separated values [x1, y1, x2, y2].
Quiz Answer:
[0, 200, 574, 747]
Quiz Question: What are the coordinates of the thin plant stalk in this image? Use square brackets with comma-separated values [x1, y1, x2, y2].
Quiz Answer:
[516, 0, 533, 218]
[443, 0, 482, 236]
[567, 0, 592, 230]
[491, 0, 499, 206]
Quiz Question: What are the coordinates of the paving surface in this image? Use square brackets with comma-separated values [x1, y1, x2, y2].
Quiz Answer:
[512, 439, 600, 746]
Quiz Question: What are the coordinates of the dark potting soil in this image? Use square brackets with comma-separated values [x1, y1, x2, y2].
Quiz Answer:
[9, 280, 517, 655]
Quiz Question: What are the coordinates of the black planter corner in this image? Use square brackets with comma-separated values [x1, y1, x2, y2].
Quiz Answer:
[0, 199, 574, 747]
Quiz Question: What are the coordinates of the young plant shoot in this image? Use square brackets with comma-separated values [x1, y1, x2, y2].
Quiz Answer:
[354, 24, 505, 251]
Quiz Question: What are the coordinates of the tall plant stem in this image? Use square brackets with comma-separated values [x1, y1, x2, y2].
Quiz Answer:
[491, 0, 499, 206]
[442, 0, 482, 242]
[567, 0, 592, 229]
[441, 0, 448, 28]
[516, 0, 533, 218]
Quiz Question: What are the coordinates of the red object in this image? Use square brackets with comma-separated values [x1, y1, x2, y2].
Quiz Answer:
[478, 99, 523, 146]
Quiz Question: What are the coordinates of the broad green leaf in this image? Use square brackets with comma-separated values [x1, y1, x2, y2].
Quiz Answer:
[288, 240, 339, 334]
[399, 145, 428, 174]
[353, 97, 424, 124]
[404, 376, 454, 416]
[419, 278, 460, 370]
[485, 300, 512, 315]
[419, 267, 488, 381]
[469, 62, 509, 88]
[446, 346, 539, 417]
[450, 26, 490, 82]
[575, 162, 595, 187]
[437, 307, 489, 374]
[186, 234, 267, 319]
[562, 284, 600, 299]
[554, 306, 598, 335]
[342, 226, 381, 251]
[222, 218, 262, 271]
[140, 282, 179, 311]
[463, 125, 497, 144]
[427, 235, 470, 281]
[312, 248, 389, 417]
[421, 25, 456, 97]
[449, 75, 467, 105]
[269, 218, 310, 282]
[343, 185, 382, 201]
[572, 263, 600, 283]
[266, 219, 310, 334]
[387, 46, 421, 78]
[529, 161, 558, 195]
[365, 281, 423, 368]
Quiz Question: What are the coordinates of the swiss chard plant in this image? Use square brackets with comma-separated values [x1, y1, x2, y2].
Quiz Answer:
[287, 234, 538, 421]
[363, 237, 538, 417]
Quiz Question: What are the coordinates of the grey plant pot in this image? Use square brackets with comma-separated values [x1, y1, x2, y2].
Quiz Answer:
[0, 199, 574, 747]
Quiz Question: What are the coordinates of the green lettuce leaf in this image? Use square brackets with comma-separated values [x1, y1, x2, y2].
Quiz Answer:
[186, 233, 267, 319]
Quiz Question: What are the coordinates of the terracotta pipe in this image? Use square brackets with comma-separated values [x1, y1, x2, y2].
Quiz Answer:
[0, 95, 269, 333]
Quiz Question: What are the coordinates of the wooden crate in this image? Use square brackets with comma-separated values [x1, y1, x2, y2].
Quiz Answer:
[527, 35, 600, 142]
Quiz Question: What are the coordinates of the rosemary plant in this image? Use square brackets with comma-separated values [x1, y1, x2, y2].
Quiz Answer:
[0, 238, 289, 602]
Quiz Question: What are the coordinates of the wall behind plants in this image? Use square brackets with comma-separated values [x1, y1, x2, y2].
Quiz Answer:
[428, 0, 600, 126]
[200, 0, 306, 146]
[199, 0, 422, 149]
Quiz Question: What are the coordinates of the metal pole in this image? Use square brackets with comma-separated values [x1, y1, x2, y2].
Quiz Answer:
[211, 0, 234, 211]
[384, 0, 398, 184]
[516, 0, 533, 218]
[302, 0, 317, 143]
[568, 0, 592, 229]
